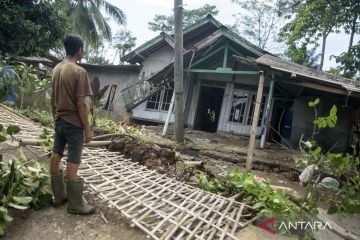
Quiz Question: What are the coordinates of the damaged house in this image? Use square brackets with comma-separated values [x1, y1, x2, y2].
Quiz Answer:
[18, 15, 360, 153]
[118, 15, 360, 152]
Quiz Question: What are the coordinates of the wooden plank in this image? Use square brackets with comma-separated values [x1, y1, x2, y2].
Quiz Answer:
[192, 29, 224, 50]
[260, 79, 275, 148]
[162, 92, 175, 136]
[246, 71, 265, 171]
[189, 69, 259, 75]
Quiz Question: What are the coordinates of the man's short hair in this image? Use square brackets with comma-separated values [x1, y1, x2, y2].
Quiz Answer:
[63, 34, 84, 56]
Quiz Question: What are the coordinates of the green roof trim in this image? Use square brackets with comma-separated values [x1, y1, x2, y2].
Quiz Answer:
[121, 34, 165, 62]
[182, 14, 222, 34]
[122, 15, 223, 63]
[222, 28, 264, 57]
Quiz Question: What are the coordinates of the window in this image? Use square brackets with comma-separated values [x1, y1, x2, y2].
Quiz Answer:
[146, 82, 174, 111]
[229, 88, 267, 126]
[229, 90, 248, 123]
[146, 91, 161, 110]
[246, 94, 267, 127]
[104, 84, 117, 111]
[161, 87, 174, 111]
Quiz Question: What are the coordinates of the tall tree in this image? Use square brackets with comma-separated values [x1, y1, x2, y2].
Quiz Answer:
[328, 0, 360, 77]
[231, 0, 291, 52]
[322, 0, 360, 52]
[148, 4, 219, 34]
[113, 30, 136, 64]
[65, 0, 126, 47]
[280, 0, 340, 70]
[0, 0, 66, 57]
[333, 42, 360, 80]
[285, 42, 320, 69]
[84, 43, 109, 64]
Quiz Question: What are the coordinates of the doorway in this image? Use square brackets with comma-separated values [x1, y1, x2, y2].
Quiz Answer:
[269, 100, 294, 143]
[195, 86, 225, 132]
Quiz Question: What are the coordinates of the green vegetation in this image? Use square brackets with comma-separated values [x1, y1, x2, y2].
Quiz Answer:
[17, 108, 53, 128]
[0, 0, 66, 57]
[198, 170, 298, 218]
[64, 0, 126, 48]
[113, 30, 137, 64]
[280, 0, 360, 75]
[0, 151, 52, 236]
[0, 61, 51, 109]
[296, 98, 360, 214]
[0, 127, 52, 235]
[0, 124, 20, 144]
[231, 0, 290, 51]
[148, 4, 219, 34]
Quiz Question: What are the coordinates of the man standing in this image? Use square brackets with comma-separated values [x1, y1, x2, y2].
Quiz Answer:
[49, 34, 96, 215]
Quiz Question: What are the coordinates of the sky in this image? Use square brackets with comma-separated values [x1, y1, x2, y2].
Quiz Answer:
[105, 0, 359, 70]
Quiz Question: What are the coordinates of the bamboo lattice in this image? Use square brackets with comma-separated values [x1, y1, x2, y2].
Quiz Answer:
[0, 105, 258, 240]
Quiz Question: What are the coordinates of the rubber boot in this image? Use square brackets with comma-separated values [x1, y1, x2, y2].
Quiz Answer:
[66, 178, 96, 215]
[51, 171, 67, 207]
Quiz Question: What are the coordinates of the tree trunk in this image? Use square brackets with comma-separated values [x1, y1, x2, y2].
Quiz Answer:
[319, 33, 328, 71]
[348, 14, 358, 52]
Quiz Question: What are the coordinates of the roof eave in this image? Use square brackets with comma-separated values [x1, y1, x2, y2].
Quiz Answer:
[122, 15, 223, 64]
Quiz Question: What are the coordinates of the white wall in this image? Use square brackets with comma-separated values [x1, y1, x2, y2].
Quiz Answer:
[131, 45, 175, 122]
[140, 45, 174, 77]
[132, 101, 175, 123]
[86, 67, 139, 121]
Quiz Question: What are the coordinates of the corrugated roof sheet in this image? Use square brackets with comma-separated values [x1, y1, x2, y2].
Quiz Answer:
[256, 54, 360, 93]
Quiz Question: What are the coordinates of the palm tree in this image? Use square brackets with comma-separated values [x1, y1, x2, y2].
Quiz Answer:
[65, 0, 126, 47]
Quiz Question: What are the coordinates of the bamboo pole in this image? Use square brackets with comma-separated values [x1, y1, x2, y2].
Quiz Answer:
[246, 71, 265, 172]
[19, 139, 111, 147]
[162, 92, 175, 136]
[260, 79, 274, 148]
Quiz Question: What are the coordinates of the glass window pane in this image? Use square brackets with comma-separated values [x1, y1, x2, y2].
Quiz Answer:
[229, 90, 248, 124]
[246, 94, 266, 126]
[146, 90, 161, 110]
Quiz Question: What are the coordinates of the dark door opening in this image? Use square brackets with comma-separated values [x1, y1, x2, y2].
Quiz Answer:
[195, 86, 225, 133]
[269, 100, 294, 143]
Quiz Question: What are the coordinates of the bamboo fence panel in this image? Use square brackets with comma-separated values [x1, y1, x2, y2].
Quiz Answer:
[0, 105, 258, 240]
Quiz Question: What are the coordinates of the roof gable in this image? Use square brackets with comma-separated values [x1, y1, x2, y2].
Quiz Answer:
[121, 15, 266, 64]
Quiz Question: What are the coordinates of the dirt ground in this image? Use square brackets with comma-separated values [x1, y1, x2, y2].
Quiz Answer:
[0, 142, 147, 240]
[3, 202, 146, 240]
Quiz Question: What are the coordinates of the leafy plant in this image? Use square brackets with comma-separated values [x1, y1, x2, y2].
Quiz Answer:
[0, 125, 52, 235]
[39, 128, 54, 151]
[198, 170, 298, 218]
[0, 150, 52, 236]
[12, 63, 40, 108]
[90, 116, 119, 135]
[17, 108, 53, 128]
[296, 98, 360, 215]
[0, 124, 21, 143]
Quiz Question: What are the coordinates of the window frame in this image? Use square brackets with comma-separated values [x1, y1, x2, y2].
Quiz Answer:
[228, 88, 267, 127]
[145, 83, 174, 112]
